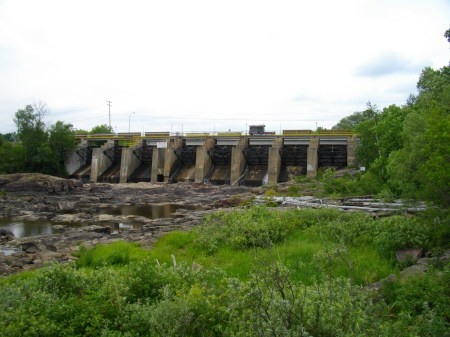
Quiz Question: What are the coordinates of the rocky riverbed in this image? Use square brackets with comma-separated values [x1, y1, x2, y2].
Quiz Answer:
[0, 173, 429, 277]
[0, 173, 253, 276]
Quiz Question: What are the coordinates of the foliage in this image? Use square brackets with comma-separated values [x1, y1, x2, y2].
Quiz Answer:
[355, 103, 408, 179]
[332, 108, 375, 129]
[318, 168, 383, 196]
[386, 65, 450, 206]
[90, 124, 114, 134]
[2, 103, 76, 176]
[379, 268, 450, 336]
[75, 241, 149, 268]
[1, 206, 448, 336]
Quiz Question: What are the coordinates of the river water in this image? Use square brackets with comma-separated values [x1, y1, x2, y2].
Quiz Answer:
[0, 203, 203, 255]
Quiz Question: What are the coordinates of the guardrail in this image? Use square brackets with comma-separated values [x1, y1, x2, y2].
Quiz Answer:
[74, 129, 357, 142]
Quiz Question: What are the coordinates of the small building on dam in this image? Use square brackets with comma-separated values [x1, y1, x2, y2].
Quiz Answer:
[65, 129, 357, 187]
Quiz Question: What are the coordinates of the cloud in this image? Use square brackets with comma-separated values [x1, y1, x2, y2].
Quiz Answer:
[355, 52, 428, 77]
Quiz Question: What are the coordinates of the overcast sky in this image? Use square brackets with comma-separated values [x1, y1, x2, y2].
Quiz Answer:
[0, 0, 449, 134]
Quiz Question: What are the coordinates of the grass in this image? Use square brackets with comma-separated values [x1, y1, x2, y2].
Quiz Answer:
[74, 241, 150, 268]
[74, 207, 397, 286]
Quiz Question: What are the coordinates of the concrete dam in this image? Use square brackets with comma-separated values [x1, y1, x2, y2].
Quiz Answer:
[65, 131, 357, 186]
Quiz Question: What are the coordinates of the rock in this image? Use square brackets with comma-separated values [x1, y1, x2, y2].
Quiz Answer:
[58, 201, 75, 211]
[396, 248, 423, 263]
[52, 225, 66, 230]
[399, 265, 426, 279]
[87, 225, 111, 234]
[53, 213, 87, 222]
[0, 229, 15, 241]
[98, 214, 115, 222]
[21, 242, 40, 253]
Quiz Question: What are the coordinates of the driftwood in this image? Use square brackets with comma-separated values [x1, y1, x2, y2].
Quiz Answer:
[256, 196, 426, 213]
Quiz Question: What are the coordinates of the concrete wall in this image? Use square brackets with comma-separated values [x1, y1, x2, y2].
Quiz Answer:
[119, 141, 143, 183]
[65, 140, 89, 176]
[347, 136, 358, 168]
[90, 141, 114, 183]
[307, 137, 319, 177]
[194, 138, 216, 183]
[268, 138, 283, 185]
[163, 138, 183, 182]
[230, 137, 248, 185]
[151, 148, 166, 183]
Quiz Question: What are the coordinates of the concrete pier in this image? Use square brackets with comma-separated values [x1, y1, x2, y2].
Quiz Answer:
[119, 141, 143, 183]
[347, 136, 357, 167]
[195, 138, 216, 183]
[268, 138, 283, 185]
[151, 147, 166, 183]
[164, 138, 183, 182]
[90, 141, 115, 183]
[230, 137, 248, 185]
[307, 137, 319, 177]
[65, 140, 91, 176]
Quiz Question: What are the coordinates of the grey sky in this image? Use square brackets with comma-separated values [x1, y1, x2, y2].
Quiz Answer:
[0, 0, 449, 134]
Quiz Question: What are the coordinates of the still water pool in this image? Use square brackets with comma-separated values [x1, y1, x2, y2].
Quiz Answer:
[0, 203, 202, 240]
[98, 203, 203, 218]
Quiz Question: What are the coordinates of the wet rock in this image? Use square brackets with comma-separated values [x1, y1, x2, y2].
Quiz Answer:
[0, 229, 15, 241]
[21, 242, 40, 253]
[86, 225, 111, 234]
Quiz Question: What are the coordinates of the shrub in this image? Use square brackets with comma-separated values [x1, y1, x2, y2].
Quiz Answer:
[372, 216, 430, 256]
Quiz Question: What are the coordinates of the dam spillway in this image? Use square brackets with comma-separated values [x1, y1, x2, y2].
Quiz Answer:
[66, 131, 357, 186]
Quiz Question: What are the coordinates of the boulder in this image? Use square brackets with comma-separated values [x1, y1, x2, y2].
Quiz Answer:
[0, 229, 15, 241]
[399, 265, 427, 280]
[21, 242, 40, 253]
[396, 248, 423, 263]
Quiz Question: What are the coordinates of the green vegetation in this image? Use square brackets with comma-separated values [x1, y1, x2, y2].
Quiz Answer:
[1, 207, 448, 336]
[0, 103, 75, 176]
[329, 59, 449, 208]
[89, 124, 114, 134]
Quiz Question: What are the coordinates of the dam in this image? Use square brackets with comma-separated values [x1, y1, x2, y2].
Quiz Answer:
[66, 129, 357, 186]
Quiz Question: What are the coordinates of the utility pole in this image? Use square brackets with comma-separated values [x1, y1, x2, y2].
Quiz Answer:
[106, 100, 112, 127]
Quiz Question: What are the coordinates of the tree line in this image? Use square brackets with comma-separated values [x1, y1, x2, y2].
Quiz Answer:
[332, 60, 449, 207]
[0, 103, 114, 176]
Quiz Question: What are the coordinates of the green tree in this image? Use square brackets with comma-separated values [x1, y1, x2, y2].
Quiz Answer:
[90, 124, 114, 134]
[387, 64, 450, 205]
[332, 109, 374, 129]
[14, 103, 48, 172]
[11, 103, 77, 176]
[354, 103, 409, 180]
[48, 121, 76, 175]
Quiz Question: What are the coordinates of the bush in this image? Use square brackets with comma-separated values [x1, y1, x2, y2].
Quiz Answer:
[372, 216, 430, 256]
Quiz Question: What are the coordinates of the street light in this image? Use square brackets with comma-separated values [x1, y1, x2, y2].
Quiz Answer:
[128, 112, 135, 132]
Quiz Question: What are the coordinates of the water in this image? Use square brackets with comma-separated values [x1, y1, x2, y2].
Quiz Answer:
[0, 221, 66, 255]
[0, 246, 19, 256]
[0, 203, 203, 254]
[99, 203, 203, 219]
[262, 172, 269, 185]
[0, 221, 65, 238]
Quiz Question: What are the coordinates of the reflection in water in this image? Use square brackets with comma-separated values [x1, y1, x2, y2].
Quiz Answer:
[0, 203, 203, 253]
[0, 246, 19, 256]
[0, 221, 64, 238]
[99, 203, 202, 219]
